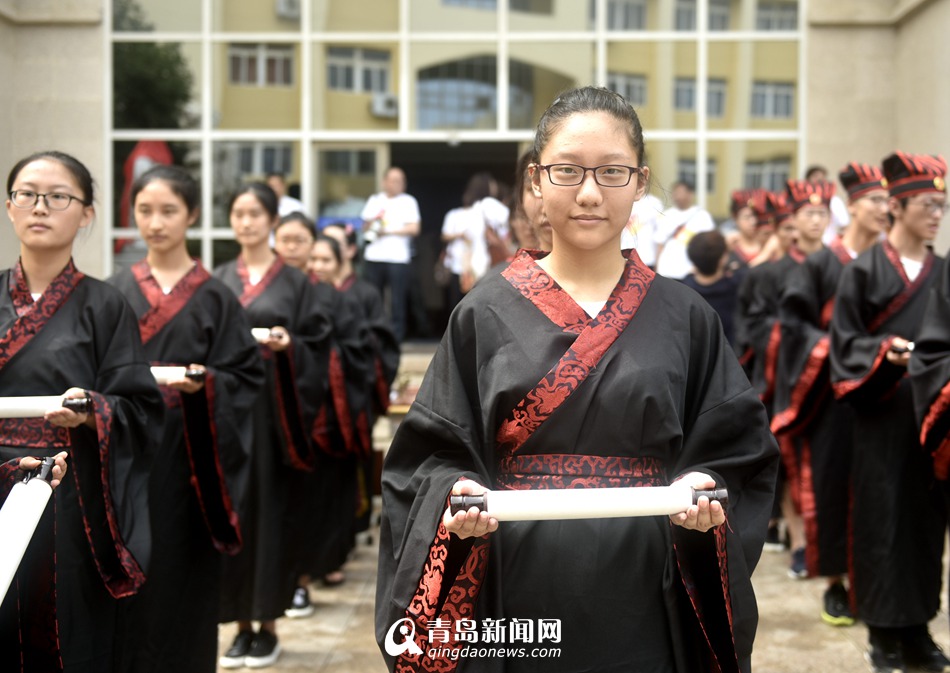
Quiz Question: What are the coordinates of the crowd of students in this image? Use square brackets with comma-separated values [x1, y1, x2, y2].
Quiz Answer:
[653, 153, 950, 673]
[0, 152, 399, 672]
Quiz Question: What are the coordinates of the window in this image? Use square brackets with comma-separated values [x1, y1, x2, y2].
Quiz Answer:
[709, 0, 730, 31]
[679, 159, 716, 193]
[417, 56, 498, 130]
[707, 78, 726, 117]
[323, 150, 376, 176]
[443, 0, 496, 8]
[675, 0, 696, 31]
[674, 78, 695, 111]
[327, 47, 390, 94]
[599, 0, 647, 31]
[607, 72, 647, 107]
[228, 142, 293, 176]
[756, 2, 797, 30]
[674, 78, 726, 115]
[744, 158, 791, 192]
[510, 0, 553, 12]
[751, 81, 794, 119]
[228, 44, 293, 86]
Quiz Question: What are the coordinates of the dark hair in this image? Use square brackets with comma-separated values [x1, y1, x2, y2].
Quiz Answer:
[6, 150, 95, 205]
[513, 148, 538, 213]
[687, 231, 727, 276]
[266, 172, 286, 182]
[673, 180, 695, 193]
[131, 164, 199, 214]
[228, 182, 279, 219]
[314, 233, 343, 267]
[534, 86, 645, 166]
[462, 171, 494, 208]
[804, 165, 827, 181]
[276, 211, 316, 238]
[323, 220, 358, 247]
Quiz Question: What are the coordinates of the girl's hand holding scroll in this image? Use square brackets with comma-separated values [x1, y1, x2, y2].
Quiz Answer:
[443, 479, 498, 539]
[45, 388, 94, 430]
[669, 472, 725, 532]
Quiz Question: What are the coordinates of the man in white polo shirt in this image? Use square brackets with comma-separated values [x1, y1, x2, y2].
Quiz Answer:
[361, 166, 421, 342]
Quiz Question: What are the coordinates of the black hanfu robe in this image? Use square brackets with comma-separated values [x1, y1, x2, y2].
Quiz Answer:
[771, 238, 854, 579]
[0, 259, 164, 673]
[377, 249, 778, 673]
[214, 257, 331, 621]
[829, 241, 945, 628]
[911, 258, 950, 480]
[108, 260, 264, 673]
[291, 279, 374, 580]
[339, 273, 401, 532]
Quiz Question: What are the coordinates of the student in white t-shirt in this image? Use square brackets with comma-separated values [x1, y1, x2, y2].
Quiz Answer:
[654, 181, 715, 279]
[360, 166, 421, 342]
[619, 192, 663, 268]
[266, 173, 306, 217]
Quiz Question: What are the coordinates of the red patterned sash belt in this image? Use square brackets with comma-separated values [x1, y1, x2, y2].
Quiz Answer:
[0, 419, 69, 449]
[496, 454, 666, 490]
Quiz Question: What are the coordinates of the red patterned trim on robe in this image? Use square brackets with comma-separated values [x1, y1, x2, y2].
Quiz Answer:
[733, 245, 759, 265]
[330, 349, 357, 454]
[497, 454, 665, 490]
[69, 391, 146, 598]
[0, 418, 70, 448]
[497, 249, 655, 454]
[271, 341, 316, 471]
[798, 437, 820, 577]
[132, 259, 211, 345]
[761, 321, 782, 404]
[788, 246, 807, 264]
[0, 259, 84, 371]
[672, 522, 737, 673]
[356, 410, 372, 459]
[832, 337, 897, 400]
[236, 256, 285, 309]
[770, 336, 830, 436]
[828, 237, 853, 267]
[738, 347, 754, 367]
[869, 241, 935, 333]
[395, 496, 491, 673]
[777, 434, 801, 511]
[177, 369, 243, 554]
[922, 379, 950, 479]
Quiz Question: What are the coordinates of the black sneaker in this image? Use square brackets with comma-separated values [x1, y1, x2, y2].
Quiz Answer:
[787, 547, 808, 579]
[866, 632, 905, 673]
[284, 586, 315, 618]
[902, 630, 950, 672]
[245, 630, 281, 669]
[219, 630, 255, 669]
[820, 582, 855, 627]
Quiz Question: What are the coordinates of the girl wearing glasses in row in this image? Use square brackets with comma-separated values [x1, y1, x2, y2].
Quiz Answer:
[377, 87, 778, 672]
[1, 151, 164, 671]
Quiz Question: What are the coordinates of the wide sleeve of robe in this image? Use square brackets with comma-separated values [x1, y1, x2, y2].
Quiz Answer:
[910, 260, 950, 479]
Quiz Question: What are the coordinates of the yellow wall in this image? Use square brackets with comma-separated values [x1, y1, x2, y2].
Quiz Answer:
[215, 44, 301, 130]
[316, 0, 398, 31]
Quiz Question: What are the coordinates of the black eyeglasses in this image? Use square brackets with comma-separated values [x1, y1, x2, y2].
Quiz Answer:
[537, 164, 643, 188]
[9, 190, 86, 211]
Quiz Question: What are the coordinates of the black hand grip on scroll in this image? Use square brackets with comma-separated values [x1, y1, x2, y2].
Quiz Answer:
[450, 494, 487, 515]
[693, 488, 729, 507]
[185, 369, 207, 382]
[62, 397, 92, 414]
[23, 456, 57, 485]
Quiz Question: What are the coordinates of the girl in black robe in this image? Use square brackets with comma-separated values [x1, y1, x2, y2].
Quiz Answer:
[214, 183, 331, 668]
[274, 215, 373, 611]
[323, 221, 400, 537]
[108, 165, 264, 673]
[0, 150, 164, 672]
[376, 87, 778, 673]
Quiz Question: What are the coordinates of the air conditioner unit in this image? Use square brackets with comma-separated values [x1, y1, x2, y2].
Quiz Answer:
[275, 0, 300, 20]
[370, 93, 398, 119]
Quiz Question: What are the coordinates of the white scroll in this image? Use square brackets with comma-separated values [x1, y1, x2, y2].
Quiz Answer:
[0, 463, 55, 600]
[251, 328, 273, 343]
[0, 396, 87, 419]
[151, 366, 187, 385]
[449, 485, 728, 521]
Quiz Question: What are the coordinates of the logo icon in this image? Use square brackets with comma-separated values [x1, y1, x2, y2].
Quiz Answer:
[385, 618, 424, 657]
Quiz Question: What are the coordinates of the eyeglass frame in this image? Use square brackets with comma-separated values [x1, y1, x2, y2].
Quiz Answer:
[908, 197, 950, 215]
[534, 163, 645, 188]
[9, 190, 88, 211]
